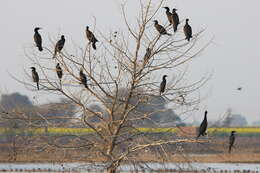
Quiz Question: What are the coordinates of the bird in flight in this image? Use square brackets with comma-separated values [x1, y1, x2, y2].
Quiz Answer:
[237, 87, 242, 91]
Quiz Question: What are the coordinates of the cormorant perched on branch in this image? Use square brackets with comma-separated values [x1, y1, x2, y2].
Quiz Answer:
[30, 67, 39, 90]
[53, 35, 65, 58]
[184, 18, 192, 41]
[197, 110, 208, 139]
[163, 7, 173, 25]
[160, 75, 167, 95]
[34, 27, 43, 51]
[79, 69, 88, 88]
[172, 9, 180, 32]
[56, 63, 63, 82]
[153, 20, 171, 36]
[86, 26, 98, 50]
[229, 131, 236, 153]
[144, 48, 152, 63]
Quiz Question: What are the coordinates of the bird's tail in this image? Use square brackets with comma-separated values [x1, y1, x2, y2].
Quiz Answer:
[92, 42, 97, 50]
[186, 36, 193, 41]
[84, 82, 88, 88]
[53, 50, 57, 58]
[166, 33, 172, 36]
[173, 26, 177, 33]
[228, 145, 232, 153]
[38, 46, 43, 51]
[37, 82, 39, 90]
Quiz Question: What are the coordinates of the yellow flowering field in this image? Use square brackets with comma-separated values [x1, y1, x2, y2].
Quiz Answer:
[0, 127, 260, 135]
[207, 127, 260, 134]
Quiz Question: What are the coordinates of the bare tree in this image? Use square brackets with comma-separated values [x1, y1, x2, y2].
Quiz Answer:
[13, 0, 211, 172]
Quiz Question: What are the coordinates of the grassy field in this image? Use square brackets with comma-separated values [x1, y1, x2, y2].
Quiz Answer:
[1, 127, 260, 136]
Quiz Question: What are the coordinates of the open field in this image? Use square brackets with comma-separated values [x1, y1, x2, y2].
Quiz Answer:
[0, 127, 259, 163]
[0, 127, 259, 164]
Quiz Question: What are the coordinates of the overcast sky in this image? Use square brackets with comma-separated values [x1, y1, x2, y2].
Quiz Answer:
[0, 0, 259, 124]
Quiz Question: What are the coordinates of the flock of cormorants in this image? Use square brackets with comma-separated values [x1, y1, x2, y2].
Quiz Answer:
[154, 7, 192, 40]
[32, 6, 192, 92]
[31, 6, 236, 153]
[32, 25, 96, 90]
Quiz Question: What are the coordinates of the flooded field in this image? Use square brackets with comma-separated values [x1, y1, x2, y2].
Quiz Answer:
[0, 162, 259, 172]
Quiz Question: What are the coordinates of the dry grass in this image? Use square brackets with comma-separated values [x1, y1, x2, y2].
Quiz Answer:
[1, 150, 260, 163]
[1, 128, 260, 163]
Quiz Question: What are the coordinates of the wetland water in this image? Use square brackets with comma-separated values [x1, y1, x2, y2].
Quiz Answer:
[0, 162, 259, 172]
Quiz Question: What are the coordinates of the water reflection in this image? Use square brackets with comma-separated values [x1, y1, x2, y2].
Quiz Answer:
[0, 162, 259, 172]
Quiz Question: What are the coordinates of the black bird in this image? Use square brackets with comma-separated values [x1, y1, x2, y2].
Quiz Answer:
[237, 87, 242, 91]
[184, 18, 192, 41]
[197, 110, 208, 139]
[79, 69, 88, 88]
[54, 35, 65, 58]
[144, 48, 152, 63]
[30, 67, 39, 90]
[163, 7, 173, 25]
[153, 20, 171, 36]
[172, 9, 180, 32]
[34, 27, 43, 51]
[160, 75, 167, 95]
[229, 131, 236, 153]
[86, 26, 98, 50]
[56, 63, 63, 82]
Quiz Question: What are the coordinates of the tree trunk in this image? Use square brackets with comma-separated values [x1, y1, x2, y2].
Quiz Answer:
[107, 166, 117, 173]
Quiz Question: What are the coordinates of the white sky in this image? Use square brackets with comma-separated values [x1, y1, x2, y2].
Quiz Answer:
[0, 0, 259, 124]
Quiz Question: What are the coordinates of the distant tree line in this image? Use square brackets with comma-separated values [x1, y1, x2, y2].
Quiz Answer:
[0, 92, 76, 128]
